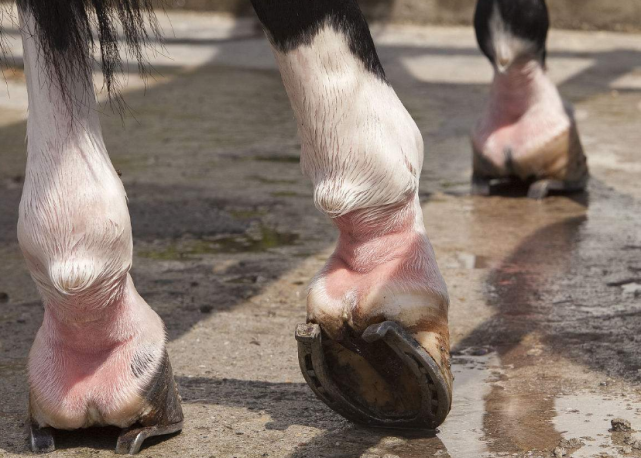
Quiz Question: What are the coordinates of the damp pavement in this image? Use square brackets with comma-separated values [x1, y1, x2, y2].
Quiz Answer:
[1, 11, 641, 458]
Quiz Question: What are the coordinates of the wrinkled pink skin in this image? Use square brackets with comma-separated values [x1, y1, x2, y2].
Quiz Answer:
[19, 9, 167, 430]
[472, 59, 583, 181]
[29, 277, 166, 429]
[307, 196, 452, 374]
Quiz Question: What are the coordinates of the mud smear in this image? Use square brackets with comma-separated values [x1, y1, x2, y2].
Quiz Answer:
[555, 393, 641, 457]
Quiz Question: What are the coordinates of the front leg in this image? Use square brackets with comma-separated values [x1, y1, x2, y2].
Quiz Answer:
[252, 0, 453, 429]
[17, 6, 182, 454]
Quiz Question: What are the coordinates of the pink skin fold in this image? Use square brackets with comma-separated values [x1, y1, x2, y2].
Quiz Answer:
[307, 196, 452, 375]
[29, 276, 166, 429]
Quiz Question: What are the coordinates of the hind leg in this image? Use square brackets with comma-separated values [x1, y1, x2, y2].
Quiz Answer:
[18, 7, 182, 454]
[471, 0, 588, 197]
[252, 0, 452, 429]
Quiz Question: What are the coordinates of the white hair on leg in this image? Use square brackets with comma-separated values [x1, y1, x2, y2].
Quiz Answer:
[271, 24, 424, 220]
[18, 8, 166, 430]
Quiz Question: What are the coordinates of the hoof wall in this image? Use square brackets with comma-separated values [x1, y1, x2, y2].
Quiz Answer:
[295, 321, 451, 430]
[27, 349, 184, 455]
[29, 424, 55, 453]
[527, 178, 586, 200]
[115, 422, 183, 455]
[471, 175, 492, 196]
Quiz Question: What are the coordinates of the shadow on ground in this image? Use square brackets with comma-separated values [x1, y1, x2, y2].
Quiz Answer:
[0, 25, 641, 457]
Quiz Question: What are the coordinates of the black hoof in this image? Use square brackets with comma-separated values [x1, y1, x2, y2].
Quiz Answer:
[471, 174, 492, 196]
[527, 177, 587, 200]
[116, 421, 183, 455]
[295, 321, 451, 430]
[115, 349, 184, 454]
[29, 422, 55, 453]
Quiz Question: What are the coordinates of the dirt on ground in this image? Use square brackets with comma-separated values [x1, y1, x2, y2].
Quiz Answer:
[1, 12, 641, 458]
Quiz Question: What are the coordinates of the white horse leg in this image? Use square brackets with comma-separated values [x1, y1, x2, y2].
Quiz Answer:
[17, 5, 182, 454]
[252, 0, 453, 429]
[472, 0, 588, 198]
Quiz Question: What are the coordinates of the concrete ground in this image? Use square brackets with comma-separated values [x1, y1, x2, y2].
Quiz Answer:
[1, 11, 641, 458]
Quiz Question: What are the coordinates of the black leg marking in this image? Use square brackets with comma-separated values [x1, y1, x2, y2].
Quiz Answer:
[29, 421, 55, 454]
[16, 0, 159, 106]
[116, 350, 184, 455]
[474, 0, 549, 66]
[295, 322, 451, 430]
[250, 0, 387, 82]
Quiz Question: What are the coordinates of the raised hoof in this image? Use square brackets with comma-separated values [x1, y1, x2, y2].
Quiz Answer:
[295, 322, 451, 430]
[527, 178, 587, 200]
[29, 423, 55, 453]
[471, 174, 492, 196]
[116, 422, 184, 455]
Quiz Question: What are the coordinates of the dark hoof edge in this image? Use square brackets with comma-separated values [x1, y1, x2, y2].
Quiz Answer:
[115, 421, 183, 455]
[29, 423, 55, 453]
[116, 349, 184, 454]
[527, 178, 587, 200]
[471, 174, 492, 196]
[295, 321, 451, 430]
[29, 350, 184, 455]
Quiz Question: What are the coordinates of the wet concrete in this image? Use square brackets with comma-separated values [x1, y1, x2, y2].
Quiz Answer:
[1, 12, 641, 458]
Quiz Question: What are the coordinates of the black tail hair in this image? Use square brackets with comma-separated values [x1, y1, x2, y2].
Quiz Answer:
[15, 0, 161, 109]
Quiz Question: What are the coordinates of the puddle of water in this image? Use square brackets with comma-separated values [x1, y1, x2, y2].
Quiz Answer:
[439, 350, 500, 458]
[138, 224, 298, 260]
[554, 392, 641, 457]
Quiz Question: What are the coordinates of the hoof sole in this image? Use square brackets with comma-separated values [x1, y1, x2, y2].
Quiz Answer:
[295, 321, 451, 430]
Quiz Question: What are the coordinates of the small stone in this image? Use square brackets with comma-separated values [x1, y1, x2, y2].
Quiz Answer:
[559, 438, 584, 449]
[611, 418, 632, 432]
[199, 304, 214, 314]
[625, 437, 641, 450]
[381, 437, 406, 447]
[553, 447, 566, 458]
[469, 347, 489, 356]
